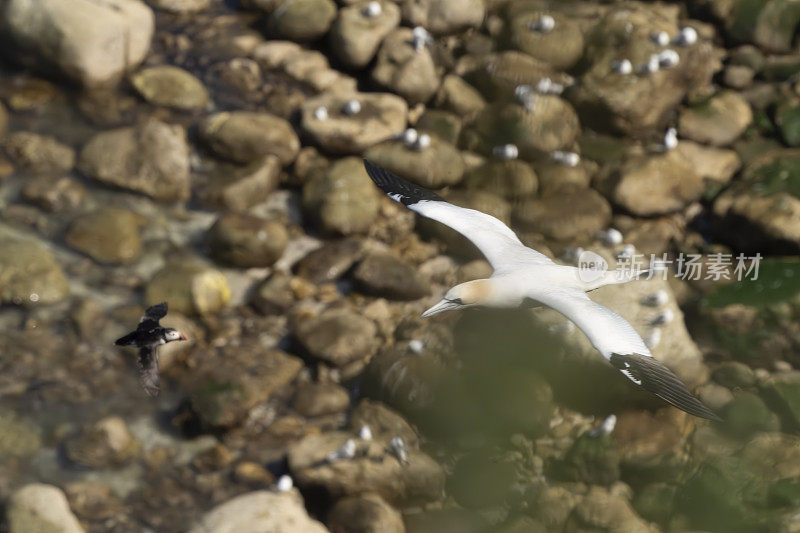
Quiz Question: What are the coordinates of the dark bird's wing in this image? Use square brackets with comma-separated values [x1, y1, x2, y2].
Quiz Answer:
[138, 346, 160, 397]
[138, 302, 168, 330]
[610, 352, 721, 421]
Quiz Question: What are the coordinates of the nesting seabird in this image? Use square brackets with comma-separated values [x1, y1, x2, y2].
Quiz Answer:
[363, 160, 720, 421]
[115, 302, 187, 397]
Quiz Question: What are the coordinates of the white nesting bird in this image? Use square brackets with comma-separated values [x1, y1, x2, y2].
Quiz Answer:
[363, 160, 720, 421]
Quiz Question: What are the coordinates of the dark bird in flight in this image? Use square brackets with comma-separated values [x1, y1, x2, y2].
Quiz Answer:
[115, 302, 186, 397]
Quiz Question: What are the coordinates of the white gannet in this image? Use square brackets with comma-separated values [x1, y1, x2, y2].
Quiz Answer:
[363, 160, 720, 421]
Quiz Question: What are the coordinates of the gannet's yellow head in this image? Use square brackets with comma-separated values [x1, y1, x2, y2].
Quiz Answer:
[421, 280, 491, 317]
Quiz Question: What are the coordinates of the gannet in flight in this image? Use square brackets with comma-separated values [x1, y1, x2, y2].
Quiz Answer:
[363, 160, 720, 421]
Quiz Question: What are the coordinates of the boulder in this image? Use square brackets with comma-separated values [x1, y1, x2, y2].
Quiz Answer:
[4, 131, 75, 174]
[302, 157, 381, 235]
[145, 260, 230, 315]
[353, 251, 430, 300]
[301, 92, 407, 154]
[372, 28, 440, 104]
[189, 490, 329, 533]
[402, 0, 484, 34]
[199, 111, 300, 166]
[1, 0, 154, 87]
[207, 213, 288, 268]
[7, 484, 86, 533]
[130, 65, 209, 110]
[65, 207, 144, 265]
[79, 118, 191, 201]
[294, 308, 380, 366]
[330, 0, 400, 69]
[327, 493, 404, 533]
[267, 0, 338, 41]
[0, 239, 69, 306]
[678, 91, 753, 146]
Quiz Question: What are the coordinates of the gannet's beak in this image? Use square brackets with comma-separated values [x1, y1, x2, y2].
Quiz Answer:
[421, 299, 460, 317]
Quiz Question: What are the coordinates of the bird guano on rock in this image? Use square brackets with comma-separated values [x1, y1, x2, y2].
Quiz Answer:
[363, 159, 720, 421]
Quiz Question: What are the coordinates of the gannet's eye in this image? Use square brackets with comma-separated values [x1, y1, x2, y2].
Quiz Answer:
[449, 297, 463, 305]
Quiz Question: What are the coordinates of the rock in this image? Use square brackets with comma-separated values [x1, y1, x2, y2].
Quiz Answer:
[448, 449, 517, 508]
[0, 102, 7, 139]
[330, 0, 400, 69]
[459, 50, 566, 102]
[724, 64, 755, 89]
[565, 486, 658, 533]
[775, 101, 800, 147]
[293, 382, 350, 417]
[573, 3, 720, 134]
[678, 91, 753, 146]
[21, 176, 85, 212]
[327, 493, 404, 533]
[613, 410, 687, 485]
[189, 490, 329, 533]
[404, 508, 487, 533]
[233, 462, 275, 486]
[207, 213, 288, 268]
[267, 0, 338, 41]
[466, 98, 580, 159]
[301, 92, 407, 154]
[723, 0, 800, 53]
[79, 118, 191, 202]
[678, 456, 765, 531]
[372, 28, 440, 104]
[506, 7, 584, 70]
[250, 272, 295, 315]
[713, 150, 800, 252]
[65, 207, 144, 264]
[0, 409, 41, 459]
[294, 308, 380, 366]
[145, 260, 230, 315]
[364, 139, 463, 188]
[1, 0, 154, 87]
[535, 161, 591, 195]
[349, 399, 419, 446]
[534, 486, 582, 531]
[354, 251, 429, 300]
[597, 150, 704, 216]
[199, 111, 300, 166]
[65, 416, 140, 468]
[190, 345, 303, 427]
[742, 432, 800, 481]
[712, 361, 756, 389]
[7, 484, 86, 533]
[720, 393, 780, 438]
[632, 483, 676, 525]
[764, 373, 800, 431]
[0, 239, 69, 306]
[435, 75, 486, 117]
[296, 239, 362, 284]
[130, 65, 209, 110]
[64, 482, 123, 521]
[552, 434, 620, 486]
[402, 0, 484, 34]
[676, 140, 740, 189]
[415, 110, 461, 145]
[302, 157, 381, 235]
[462, 160, 538, 200]
[148, 0, 210, 12]
[513, 188, 611, 244]
[4, 131, 75, 174]
[202, 156, 282, 211]
[288, 431, 445, 502]
[252, 43, 357, 95]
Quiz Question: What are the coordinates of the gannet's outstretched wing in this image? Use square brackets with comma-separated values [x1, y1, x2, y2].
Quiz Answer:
[364, 160, 553, 270]
[533, 289, 720, 421]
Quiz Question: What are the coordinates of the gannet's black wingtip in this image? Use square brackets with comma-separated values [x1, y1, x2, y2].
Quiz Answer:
[611, 353, 722, 422]
[363, 159, 443, 206]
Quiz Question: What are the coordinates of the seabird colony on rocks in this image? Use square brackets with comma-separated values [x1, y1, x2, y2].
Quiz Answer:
[363, 160, 721, 421]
